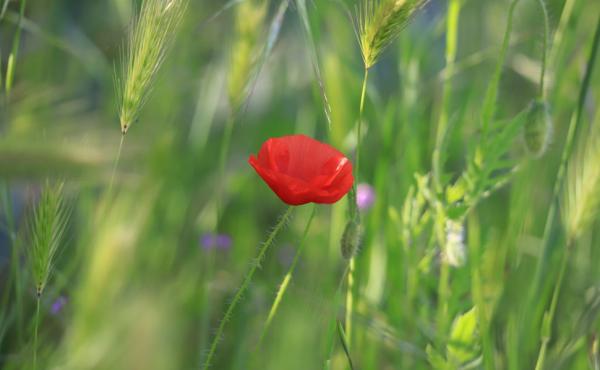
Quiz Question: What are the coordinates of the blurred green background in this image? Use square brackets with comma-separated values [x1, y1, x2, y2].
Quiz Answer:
[0, 0, 599, 369]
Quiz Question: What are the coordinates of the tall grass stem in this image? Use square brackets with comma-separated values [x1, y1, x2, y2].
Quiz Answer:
[108, 134, 125, 194]
[480, 0, 519, 134]
[32, 296, 40, 370]
[432, 0, 459, 194]
[536, 0, 549, 98]
[532, 15, 600, 303]
[5, 0, 26, 95]
[533, 239, 572, 370]
[345, 67, 369, 348]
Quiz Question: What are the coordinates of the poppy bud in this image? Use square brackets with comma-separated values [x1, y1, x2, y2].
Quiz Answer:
[341, 220, 362, 259]
[524, 99, 553, 158]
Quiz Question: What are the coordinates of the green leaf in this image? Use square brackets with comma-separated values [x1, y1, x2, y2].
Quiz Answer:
[426, 344, 450, 370]
[448, 307, 480, 365]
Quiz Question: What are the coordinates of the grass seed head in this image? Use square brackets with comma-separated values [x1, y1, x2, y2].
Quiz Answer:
[357, 0, 429, 69]
[28, 181, 69, 297]
[117, 0, 187, 134]
[563, 116, 600, 241]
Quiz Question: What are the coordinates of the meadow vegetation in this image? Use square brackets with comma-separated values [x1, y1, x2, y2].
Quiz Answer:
[0, 0, 599, 369]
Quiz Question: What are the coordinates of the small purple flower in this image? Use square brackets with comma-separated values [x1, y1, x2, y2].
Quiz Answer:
[356, 183, 375, 211]
[50, 296, 67, 315]
[200, 233, 232, 251]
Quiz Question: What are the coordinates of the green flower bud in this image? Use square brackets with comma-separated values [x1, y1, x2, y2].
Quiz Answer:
[524, 99, 553, 158]
[341, 220, 362, 259]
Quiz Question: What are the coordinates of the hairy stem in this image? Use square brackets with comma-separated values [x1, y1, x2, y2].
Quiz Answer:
[258, 205, 316, 344]
[202, 206, 294, 370]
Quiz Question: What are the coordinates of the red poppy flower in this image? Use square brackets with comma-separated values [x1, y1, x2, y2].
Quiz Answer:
[248, 135, 354, 205]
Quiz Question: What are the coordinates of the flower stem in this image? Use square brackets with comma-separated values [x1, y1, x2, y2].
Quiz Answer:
[202, 206, 294, 370]
[258, 204, 316, 345]
[33, 296, 40, 370]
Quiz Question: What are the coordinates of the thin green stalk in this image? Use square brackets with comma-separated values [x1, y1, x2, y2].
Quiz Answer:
[32, 297, 40, 370]
[531, 15, 600, 304]
[434, 204, 449, 349]
[108, 134, 125, 193]
[1, 185, 23, 345]
[533, 239, 572, 370]
[324, 266, 352, 369]
[467, 212, 495, 370]
[535, 0, 549, 99]
[0, 0, 9, 19]
[432, 1, 461, 341]
[480, 0, 520, 135]
[336, 320, 355, 370]
[197, 248, 217, 366]
[202, 206, 294, 370]
[432, 0, 460, 193]
[548, 0, 577, 69]
[345, 257, 356, 347]
[5, 0, 26, 95]
[258, 205, 316, 344]
[356, 67, 369, 178]
[345, 65, 369, 350]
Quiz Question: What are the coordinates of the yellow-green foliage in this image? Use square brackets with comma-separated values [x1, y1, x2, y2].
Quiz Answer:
[227, 0, 268, 110]
[563, 115, 600, 241]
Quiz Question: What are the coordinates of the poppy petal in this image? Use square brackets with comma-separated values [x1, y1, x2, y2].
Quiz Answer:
[249, 135, 354, 205]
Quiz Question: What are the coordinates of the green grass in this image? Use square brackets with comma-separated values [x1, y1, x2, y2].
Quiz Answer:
[0, 0, 600, 369]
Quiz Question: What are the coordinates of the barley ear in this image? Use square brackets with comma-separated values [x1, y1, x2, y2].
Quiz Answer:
[27, 181, 69, 297]
[357, 0, 429, 69]
[562, 114, 600, 241]
[227, 0, 268, 111]
[117, 0, 187, 134]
